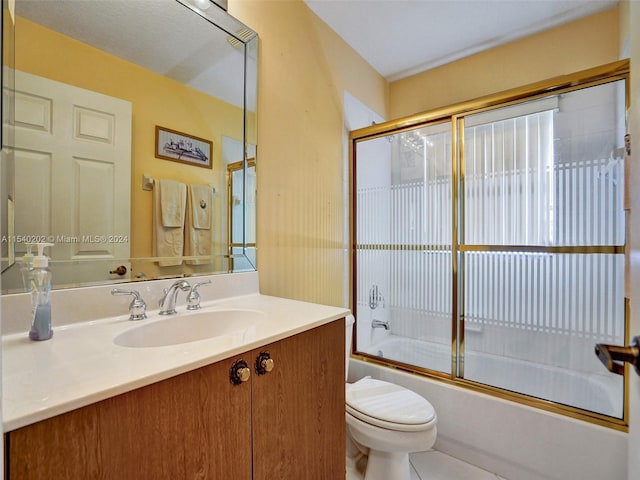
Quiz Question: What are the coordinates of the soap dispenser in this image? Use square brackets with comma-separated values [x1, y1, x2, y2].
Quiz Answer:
[20, 243, 35, 291]
[28, 242, 54, 341]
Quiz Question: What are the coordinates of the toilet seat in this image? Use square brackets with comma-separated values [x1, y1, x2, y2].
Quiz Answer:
[346, 378, 436, 432]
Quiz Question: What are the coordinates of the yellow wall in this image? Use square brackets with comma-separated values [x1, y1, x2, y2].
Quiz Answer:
[229, 0, 388, 305]
[229, 1, 623, 308]
[15, 17, 247, 279]
[619, 0, 630, 57]
[389, 6, 621, 119]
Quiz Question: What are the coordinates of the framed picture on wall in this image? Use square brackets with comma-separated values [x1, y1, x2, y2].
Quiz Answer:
[155, 125, 213, 169]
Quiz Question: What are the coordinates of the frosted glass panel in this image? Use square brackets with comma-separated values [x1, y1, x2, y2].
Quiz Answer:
[463, 81, 625, 246]
[461, 80, 627, 418]
[463, 252, 625, 417]
[355, 123, 452, 374]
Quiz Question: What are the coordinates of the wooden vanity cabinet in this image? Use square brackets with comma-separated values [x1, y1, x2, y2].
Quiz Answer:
[6, 352, 253, 480]
[251, 318, 345, 479]
[5, 319, 345, 480]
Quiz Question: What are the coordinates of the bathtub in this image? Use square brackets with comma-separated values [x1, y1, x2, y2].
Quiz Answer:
[363, 335, 622, 419]
[348, 342, 628, 480]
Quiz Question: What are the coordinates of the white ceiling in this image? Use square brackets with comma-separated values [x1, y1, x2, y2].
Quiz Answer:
[16, 0, 250, 107]
[304, 0, 618, 81]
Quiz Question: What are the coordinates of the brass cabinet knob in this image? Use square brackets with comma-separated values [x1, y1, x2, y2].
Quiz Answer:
[237, 366, 251, 382]
[255, 351, 274, 375]
[262, 358, 274, 372]
[230, 359, 251, 384]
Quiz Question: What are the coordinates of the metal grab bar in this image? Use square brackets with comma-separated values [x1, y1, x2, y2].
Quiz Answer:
[594, 336, 640, 375]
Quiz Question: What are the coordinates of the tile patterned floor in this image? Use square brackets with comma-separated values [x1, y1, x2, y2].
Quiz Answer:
[347, 450, 508, 480]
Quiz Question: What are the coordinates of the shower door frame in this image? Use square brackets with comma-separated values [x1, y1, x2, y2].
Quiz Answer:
[350, 59, 630, 431]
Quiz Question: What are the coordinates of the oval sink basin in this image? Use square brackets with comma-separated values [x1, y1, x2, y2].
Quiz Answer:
[114, 309, 265, 348]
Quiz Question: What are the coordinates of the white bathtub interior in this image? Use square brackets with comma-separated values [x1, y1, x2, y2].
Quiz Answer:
[361, 332, 622, 418]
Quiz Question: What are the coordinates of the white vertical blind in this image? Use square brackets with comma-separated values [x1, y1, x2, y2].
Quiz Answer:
[464, 111, 555, 245]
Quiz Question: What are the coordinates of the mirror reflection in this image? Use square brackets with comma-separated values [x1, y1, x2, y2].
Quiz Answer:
[1, 0, 258, 293]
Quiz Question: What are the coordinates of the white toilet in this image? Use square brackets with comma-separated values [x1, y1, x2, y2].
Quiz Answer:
[345, 316, 437, 480]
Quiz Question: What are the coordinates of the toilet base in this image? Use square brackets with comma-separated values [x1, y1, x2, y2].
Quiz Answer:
[364, 450, 411, 480]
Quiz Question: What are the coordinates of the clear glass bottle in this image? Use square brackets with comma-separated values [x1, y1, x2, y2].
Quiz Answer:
[28, 243, 53, 341]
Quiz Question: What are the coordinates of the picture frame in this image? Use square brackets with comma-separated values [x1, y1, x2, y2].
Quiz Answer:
[155, 125, 212, 169]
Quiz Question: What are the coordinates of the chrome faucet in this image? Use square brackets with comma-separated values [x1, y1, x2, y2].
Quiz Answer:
[372, 319, 390, 330]
[159, 280, 191, 315]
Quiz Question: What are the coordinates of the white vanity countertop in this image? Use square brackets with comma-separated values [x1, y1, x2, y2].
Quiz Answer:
[2, 293, 350, 432]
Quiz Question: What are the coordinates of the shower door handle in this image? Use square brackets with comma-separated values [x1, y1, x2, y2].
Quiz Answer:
[594, 336, 640, 376]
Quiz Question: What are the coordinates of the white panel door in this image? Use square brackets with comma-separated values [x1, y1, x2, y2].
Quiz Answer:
[12, 70, 131, 286]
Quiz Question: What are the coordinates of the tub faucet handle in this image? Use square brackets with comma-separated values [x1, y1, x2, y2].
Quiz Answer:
[369, 284, 384, 309]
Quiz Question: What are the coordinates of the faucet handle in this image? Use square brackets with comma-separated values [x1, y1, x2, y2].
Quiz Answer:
[111, 288, 147, 321]
[186, 280, 212, 310]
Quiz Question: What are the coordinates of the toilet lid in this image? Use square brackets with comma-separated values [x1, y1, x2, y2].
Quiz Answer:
[346, 378, 436, 429]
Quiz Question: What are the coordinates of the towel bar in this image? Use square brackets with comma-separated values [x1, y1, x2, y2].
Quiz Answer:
[142, 173, 216, 194]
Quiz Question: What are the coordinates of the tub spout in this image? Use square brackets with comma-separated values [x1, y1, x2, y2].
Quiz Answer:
[372, 319, 390, 330]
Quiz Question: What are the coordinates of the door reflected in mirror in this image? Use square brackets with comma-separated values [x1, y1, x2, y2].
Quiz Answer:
[228, 158, 256, 273]
[1, 0, 258, 293]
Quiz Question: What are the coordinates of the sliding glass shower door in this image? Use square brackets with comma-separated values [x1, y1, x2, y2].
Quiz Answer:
[354, 122, 453, 374]
[460, 81, 626, 418]
[351, 62, 628, 425]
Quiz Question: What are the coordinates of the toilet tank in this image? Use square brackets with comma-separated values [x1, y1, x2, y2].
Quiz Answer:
[345, 315, 355, 381]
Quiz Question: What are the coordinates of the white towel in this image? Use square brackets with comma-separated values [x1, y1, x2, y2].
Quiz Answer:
[185, 184, 212, 265]
[159, 179, 185, 227]
[190, 184, 211, 229]
[153, 179, 187, 266]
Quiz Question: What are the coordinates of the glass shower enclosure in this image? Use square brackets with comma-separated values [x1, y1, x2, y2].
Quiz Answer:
[351, 61, 629, 427]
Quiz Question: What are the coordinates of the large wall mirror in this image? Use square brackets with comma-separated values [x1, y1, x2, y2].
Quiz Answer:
[1, 0, 258, 293]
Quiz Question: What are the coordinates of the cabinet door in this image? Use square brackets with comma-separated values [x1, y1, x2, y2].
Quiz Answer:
[251, 320, 346, 480]
[7, 357, 252, 480]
